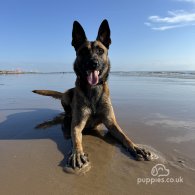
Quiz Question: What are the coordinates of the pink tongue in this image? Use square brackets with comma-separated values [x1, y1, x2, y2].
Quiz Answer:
[87, 70, 99, 86]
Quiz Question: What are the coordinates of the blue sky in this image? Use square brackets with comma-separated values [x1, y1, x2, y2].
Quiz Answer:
[0, 0, 195, 72]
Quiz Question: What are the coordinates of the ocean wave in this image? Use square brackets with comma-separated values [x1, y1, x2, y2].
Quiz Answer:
[111, 71, 195, 79]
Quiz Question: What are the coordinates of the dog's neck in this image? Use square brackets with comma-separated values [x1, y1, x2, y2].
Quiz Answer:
[75, 77, 107, 114]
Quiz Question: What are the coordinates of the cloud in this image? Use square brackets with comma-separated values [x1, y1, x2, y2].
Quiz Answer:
[146, 10, 195, 30]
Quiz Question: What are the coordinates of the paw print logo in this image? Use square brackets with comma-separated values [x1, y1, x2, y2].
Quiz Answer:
[151, 164, 170, 177]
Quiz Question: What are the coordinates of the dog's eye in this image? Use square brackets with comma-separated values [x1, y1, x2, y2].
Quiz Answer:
[97, 48, 104, 55]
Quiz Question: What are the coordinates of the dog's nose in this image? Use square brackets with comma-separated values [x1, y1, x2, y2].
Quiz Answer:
[91, 60, 99, 69]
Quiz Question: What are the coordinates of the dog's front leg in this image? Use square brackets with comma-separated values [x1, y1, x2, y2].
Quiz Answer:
[103, 106, 151, 161]
[104, 119, 151, 161]
[68, 109, 90, 169]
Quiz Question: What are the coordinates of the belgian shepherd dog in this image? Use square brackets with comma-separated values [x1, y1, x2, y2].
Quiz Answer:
[33, 19, 151, 170]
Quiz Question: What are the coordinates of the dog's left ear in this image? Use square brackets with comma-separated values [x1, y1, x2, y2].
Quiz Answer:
[96, 19, 111, 49]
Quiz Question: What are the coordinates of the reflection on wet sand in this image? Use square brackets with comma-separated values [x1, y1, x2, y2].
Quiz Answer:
[1, 73, 195, 194]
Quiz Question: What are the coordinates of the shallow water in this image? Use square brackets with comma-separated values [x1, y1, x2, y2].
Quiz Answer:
[0, 73, 195, 195]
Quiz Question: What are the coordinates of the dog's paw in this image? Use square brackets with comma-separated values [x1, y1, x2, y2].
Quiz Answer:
[67, 151, 89, 169]
[63, 151, 91, 174]
[128, 145, 151, 161]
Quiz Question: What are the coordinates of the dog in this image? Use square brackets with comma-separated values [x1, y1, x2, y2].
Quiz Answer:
[33, 19, 151, 170]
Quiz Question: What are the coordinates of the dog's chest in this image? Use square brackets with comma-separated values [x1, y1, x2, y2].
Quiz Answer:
[87, 88, 103, 115]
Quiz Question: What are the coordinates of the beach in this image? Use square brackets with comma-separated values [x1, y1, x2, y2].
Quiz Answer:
[0, 72, 195, 195]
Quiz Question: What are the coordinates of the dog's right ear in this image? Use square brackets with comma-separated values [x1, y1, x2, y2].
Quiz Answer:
[72, 21, 87, 51]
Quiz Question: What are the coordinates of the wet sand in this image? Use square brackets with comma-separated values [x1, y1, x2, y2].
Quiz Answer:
[0, 73, 195, 195]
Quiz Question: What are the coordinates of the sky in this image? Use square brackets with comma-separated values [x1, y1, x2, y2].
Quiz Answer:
[0, 0, 195, 72]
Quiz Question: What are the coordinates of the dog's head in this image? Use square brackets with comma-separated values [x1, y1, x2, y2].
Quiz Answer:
[72, 20, 111, 86]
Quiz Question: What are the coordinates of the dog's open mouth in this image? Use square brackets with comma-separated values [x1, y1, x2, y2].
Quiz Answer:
[86, 70, 100, 86]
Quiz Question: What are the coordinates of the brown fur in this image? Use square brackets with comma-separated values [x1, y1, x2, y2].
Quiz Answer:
[33, 20, 151, 170]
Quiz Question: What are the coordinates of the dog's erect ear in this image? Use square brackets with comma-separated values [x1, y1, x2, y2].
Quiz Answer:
[96, 19, 111, 49]
[72, 21, 87, 50]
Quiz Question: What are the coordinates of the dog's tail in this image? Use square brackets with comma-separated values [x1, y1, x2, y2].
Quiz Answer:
[32, 90, 63, 100]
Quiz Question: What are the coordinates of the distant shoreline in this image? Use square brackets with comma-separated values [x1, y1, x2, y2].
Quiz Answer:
[0, 70, 74, 75]
[1, 70, 195, 74]
[1, 70, 195, 79]
[0, 70, 35, 74]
